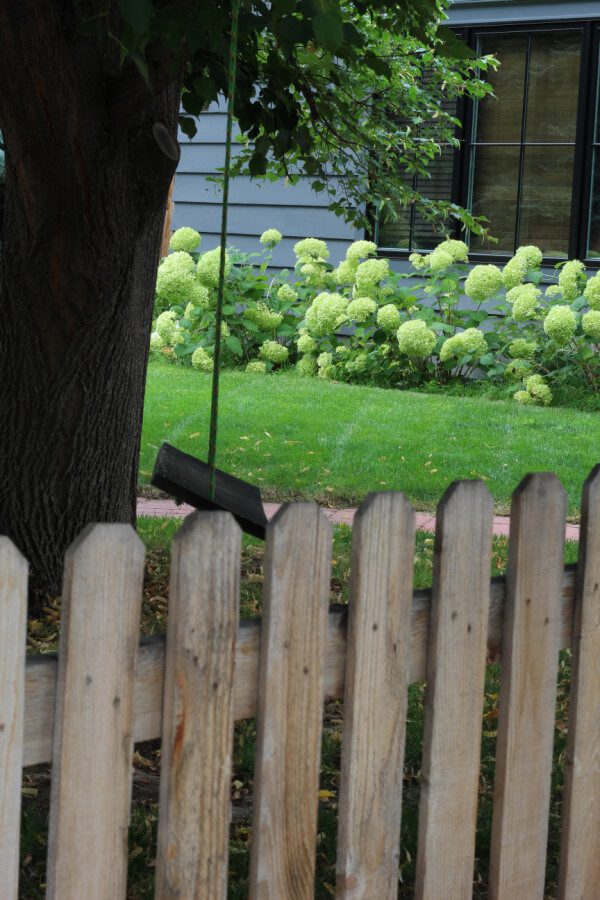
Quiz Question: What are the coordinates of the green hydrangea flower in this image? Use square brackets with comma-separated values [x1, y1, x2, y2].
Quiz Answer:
[276, 283, 299, 304]
[426, 248, 453, 272]
[149, 331, 164, 353]
[408, 252, 427, 270]
[514, 390, 533, 404]
[508, 338, 537, 359]
[294, 238, 329, 261]
[331, 259, 358, 285]
[397, 319, 437, 358]
[584, 273, 600, 310]
[439, 327, 488, 362]
[545, 284, 562, 299]
[514, 245, 543, 269]
[582, 309, 600, 340]
[317, 351, 333, 369]
[156, 251, 197, 306]
[197, 247, 232, 287]
[354, 258, 389, 291]
[296, 355, 317, 377]
[377, 304, 401, 332]
[504, 359, 532, 381]
[347, 296, 377, 322]
[464, 265, 503, 302]
[507, 285, 539, 305]
[436, 239, 469, 263]
[259, 340, 289, 365]
[558, 259, 585, 302]
[543, 305, 577, 345]
[526, 374, 552, 405]
[299, 261, 329, 288]
[156, 310, 179, 344]
[245, 303, 283, 331]
[335, 344, 350, 358]
[259, 228, 283, 246]
[246, 360, 268, 374]
[305, 292, 349, 336]
[191, 347, 213, 372]
[346, 240, 377, 262]
[297, 332, 317, 354]
[512, 292, 539, 321]
[502, 256, 527, 290]
[169, 227, 201, 253]
[345, 353, 368, 374]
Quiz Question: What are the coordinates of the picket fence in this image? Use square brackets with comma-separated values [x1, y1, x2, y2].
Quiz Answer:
[1, 469, 600, 898]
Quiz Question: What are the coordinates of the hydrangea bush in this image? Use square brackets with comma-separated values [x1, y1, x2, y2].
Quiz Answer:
[152, 228, 600, 403]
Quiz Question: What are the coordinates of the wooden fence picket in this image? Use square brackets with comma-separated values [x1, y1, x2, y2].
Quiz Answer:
[0, 538, 28, 900]
[248, 503, 331, 900]
[558, 465, 600, 897]
[336, 493, 416, 899]
[46, 525, 144, 900]
[489, 474, 567, 899]
[415, 481, 494, 899]
[155, 512, 241, 900]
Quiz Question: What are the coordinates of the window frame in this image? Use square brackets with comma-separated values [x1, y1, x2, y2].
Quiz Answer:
[375, 19, 600, 267]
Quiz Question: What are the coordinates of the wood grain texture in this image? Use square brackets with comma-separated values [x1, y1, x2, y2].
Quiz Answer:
[21, 567, 580, 767]
[336, 493, 415, 899]
[414, 481, 494, 899]
[155, 512, 241, 899]
[248, 503, 331, 900]
[489, 474, 567, 900]
[558, 465, 600, 898]
[46, 525, 144, 900]
[0, 538, 28, 900]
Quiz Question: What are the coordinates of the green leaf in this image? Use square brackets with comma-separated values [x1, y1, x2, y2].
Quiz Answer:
[249, 153, 268, 177]
[313, 11, 344, 52]
[479, 352, 495, 366]
[119, 0, 152, 36]
[226, 335, 243, 357]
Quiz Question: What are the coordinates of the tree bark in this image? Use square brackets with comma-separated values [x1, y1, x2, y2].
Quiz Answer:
[0, 2, 182, 595]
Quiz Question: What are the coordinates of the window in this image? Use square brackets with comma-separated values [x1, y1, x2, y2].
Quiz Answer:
[377, 22, 600, 264]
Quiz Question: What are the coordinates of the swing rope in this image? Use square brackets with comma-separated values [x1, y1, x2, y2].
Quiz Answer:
[208, 0, 241, 500]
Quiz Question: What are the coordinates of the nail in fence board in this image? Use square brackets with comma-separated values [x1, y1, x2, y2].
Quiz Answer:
[489, 474, 567, 898]
[248, 504, 331, 899]
[155, 512, 241, 899]
[415, 481, 494, 898]
[0, 539, 28, 900]
[558, 465, 600, 897]
[45, 525, 144, 900]
[336, 493, 415, 898]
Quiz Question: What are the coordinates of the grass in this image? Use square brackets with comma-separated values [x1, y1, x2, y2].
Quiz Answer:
[140, 362, 600, 516]
[20, 519, 579, 898]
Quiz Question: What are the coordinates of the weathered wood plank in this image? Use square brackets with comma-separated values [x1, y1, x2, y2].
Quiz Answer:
[248, 503, 331, 899]
[489, 474, 567, 899]
[336, 493, 415, 899]
[415, 481, 494, 899]
[155, 512, 241, 899]
[46, 525, 144, 900]
[21, 568, 579, 767]
[558, 465, 600, 898]
[0, 539, 28, 900]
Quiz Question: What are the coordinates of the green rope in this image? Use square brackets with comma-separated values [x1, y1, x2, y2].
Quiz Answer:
[208, 0, 241, 500]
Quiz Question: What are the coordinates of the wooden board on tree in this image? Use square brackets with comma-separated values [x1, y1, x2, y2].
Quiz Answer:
[151, 442, 268, 539]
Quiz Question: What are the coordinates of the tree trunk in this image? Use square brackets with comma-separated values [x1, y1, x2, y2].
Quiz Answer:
[0, 3, 182, 595]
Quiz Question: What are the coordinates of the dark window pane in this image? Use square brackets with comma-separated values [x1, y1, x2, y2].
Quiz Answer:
[412, 146, 457, 250]
[526, 31, 581, 142]
[377, 207, 412, 249]
[476, 35, 528, 143]
[519, 146, 574, 257]
[469, 145, 520, 253]
[587, 150, 600, 257]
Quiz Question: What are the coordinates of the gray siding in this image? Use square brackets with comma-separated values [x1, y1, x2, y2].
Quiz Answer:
[172, 109, 360, 269]
[448, 0, 600, 25]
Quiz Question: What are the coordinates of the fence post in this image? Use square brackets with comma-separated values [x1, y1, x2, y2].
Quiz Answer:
[415, 480, 494, 899]
[0, 538, 28, 900]
[155, 511, 241, 900]
[336, 492, 415, 899]
[489, 473, 566, 899]
[46, 524, 144, 900]
[248, 503, 331, 900]
[558, 465, 600, 897]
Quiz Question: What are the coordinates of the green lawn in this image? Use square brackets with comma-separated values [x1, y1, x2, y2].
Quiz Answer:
[141, 362, 600, 515]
